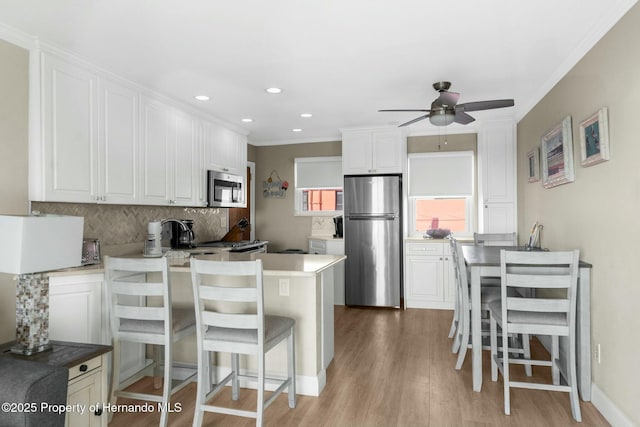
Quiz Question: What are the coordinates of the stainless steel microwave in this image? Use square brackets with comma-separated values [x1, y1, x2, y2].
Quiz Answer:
[207, 170, 245, 207]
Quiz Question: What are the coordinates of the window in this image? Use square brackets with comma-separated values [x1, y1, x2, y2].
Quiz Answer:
[408, 151, 474, 236]
[414, 197, 470, 231]
[302, 189, 343, 212]
[294, 157, 343, 216]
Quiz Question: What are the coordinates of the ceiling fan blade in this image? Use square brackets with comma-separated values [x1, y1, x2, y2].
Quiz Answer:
[399, 114, 430, 127]
[379, 109, 430, 112]
[432, 91, 460, 107]
[454, 110, 475, 125]
[457, 99, 514, 112]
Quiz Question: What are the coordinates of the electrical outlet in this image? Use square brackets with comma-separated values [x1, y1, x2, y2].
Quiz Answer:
[595, 343, 601, 364]
[279, 279, 290, 296]
[220, 216, 227, 228]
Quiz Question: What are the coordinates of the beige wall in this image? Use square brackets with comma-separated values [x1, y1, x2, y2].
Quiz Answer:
[517, 4, 640, 424]
[407, 133, 476, 154]
[251, 135, 478, 252]
[252, 141, 341, 252]
[0, 39, 29, 342]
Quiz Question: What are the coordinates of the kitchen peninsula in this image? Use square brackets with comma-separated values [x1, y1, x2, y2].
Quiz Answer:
[48, 252, 346, 397]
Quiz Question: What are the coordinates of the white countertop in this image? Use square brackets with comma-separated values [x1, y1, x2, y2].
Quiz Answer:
[308, 235, 343, 241]
[405, 236, 474, 243]
[51, 252, 346, 278]
[175, 252, 346, 277]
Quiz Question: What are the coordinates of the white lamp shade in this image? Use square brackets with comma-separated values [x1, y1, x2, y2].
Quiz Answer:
[0, 215, 84, 274]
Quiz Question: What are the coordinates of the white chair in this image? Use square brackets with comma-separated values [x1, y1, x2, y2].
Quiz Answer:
[190, 258, 296, 427]
[450, 240, 531, 373]
[473, 232, 518, 287]
[450, 240, 499, 366]
[474, 232, 517, 246]
[489, 249, 581, 422]
[104, 256, 196, 427]
[447, 239, 461, 341]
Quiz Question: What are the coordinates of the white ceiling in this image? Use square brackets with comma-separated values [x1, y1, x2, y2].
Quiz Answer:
[0, 0, 637, 145]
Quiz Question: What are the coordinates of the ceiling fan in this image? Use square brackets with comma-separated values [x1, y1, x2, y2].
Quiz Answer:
[379, 81, 514, 127]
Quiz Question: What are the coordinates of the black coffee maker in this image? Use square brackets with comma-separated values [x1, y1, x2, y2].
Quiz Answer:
[170, 219, 195, 248]
[333, 215, 343, 238]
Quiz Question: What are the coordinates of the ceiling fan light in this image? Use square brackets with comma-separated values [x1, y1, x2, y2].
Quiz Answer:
[429, 109, 455, 126]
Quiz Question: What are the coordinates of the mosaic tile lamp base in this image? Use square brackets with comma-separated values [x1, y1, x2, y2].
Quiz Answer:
[0, 214, 85, 356]
[11, 273, 53, 355]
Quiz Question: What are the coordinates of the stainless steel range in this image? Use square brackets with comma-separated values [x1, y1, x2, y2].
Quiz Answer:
[197, 240, 268, 253]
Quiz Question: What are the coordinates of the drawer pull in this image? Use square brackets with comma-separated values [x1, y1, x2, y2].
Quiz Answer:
[95, 407, 103, 416]
[79, 364, 88, 372]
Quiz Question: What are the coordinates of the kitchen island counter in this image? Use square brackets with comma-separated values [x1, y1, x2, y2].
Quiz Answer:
[47, 253, 344, 396]
[51, 252, 344, 278]
[166, 252, 345, 396]
[168, 252, 345, 277]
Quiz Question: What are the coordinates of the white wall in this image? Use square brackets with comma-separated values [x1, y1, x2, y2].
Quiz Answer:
[0, 39, 29, 342]
[517, 4, 640, 425]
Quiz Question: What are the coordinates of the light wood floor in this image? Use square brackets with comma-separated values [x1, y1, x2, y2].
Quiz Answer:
[109, 307, 609, 426]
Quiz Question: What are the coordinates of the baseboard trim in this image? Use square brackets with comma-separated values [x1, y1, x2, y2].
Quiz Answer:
[536, 340, 635, 426]
[591, 383, 636, 427]
[406, 301, 454, 310]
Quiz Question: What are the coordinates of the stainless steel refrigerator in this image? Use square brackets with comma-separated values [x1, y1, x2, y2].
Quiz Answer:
[344, 175, 402, 307]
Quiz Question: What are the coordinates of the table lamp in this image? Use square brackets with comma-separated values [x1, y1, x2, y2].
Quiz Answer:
[0, 214, 84, 355]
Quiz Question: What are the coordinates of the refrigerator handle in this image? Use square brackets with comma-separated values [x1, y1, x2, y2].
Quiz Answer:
[347, 214, 398, 220]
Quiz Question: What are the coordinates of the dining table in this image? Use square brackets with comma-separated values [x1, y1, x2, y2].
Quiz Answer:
[461, 244, 592, 401]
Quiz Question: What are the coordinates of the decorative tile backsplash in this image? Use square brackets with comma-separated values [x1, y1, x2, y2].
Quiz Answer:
[32, 202, 228, 253]
[311, 216, 335, 236]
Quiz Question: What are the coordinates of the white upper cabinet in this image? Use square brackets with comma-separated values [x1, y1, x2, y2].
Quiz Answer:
[99, 78, 138, 204]
[33, 53, 138, 204]
[477, 119, 517, 233]
[32, 52, 98, 203]
[139, 98, 201, 206]
[171, 110, 201, 206]
[203, 121, 247, 176]
[342, 128, 406, 174]
[139, 96, 171, 204]
[29, 49, 242, 207]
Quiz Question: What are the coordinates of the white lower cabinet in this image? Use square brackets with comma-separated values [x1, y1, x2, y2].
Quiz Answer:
[404, 240, 455, 309]
[49, 274, 104, 345]
[48, 273, 146, 385]
[66, 355, 107, 427]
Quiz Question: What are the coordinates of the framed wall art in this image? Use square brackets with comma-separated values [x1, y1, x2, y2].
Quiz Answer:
[540, 115, 575, 189]
[579, 107, 610, 167]
[527, 148, 540, 182]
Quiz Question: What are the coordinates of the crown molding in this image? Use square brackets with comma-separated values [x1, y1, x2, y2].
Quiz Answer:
[249, 135, 341, 147]
[0, 21, 37, 50]
[516, 0, 639, 122]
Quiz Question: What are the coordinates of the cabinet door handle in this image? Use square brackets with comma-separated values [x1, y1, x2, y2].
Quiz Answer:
[79, 364, 88, 372]
[94, 407, 103, 416]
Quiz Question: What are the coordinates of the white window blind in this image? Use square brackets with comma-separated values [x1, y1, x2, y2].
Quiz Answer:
[295, 157, 342, 189]
[408, 151, 473, 196]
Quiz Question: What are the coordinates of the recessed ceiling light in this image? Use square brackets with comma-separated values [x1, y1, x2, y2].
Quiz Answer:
[292, 128, 302, 132]
[194, 95, 210, 101]
[265, 87, 282, 94]
[300, 113, 313, 118]
[241, 118, 254, 123]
